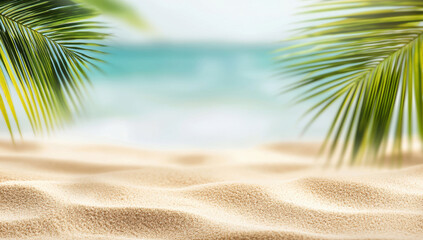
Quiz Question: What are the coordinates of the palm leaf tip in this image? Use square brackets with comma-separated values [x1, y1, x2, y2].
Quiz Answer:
[279, 0, 423, 166]
[0, 0, 106, 138]
[75, 0, 150, 31]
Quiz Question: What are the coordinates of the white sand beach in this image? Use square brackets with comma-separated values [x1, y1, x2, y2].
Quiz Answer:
[0, 141, 422, 240]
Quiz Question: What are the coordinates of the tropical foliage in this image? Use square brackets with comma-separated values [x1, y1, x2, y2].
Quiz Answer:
[75, 0, 149, 31]
[0, 0, 106, 139]
[280, 0, 423, 166]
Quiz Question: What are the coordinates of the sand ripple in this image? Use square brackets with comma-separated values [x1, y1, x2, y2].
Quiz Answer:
[0, 141, 422, 239]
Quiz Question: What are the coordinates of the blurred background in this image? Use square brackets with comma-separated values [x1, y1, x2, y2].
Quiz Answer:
[50, 0, 334, 149]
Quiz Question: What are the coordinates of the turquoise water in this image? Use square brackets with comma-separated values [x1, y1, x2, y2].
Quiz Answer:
[58, 44, 332, 148]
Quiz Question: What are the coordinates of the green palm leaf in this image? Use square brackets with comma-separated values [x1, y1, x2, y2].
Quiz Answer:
[75, 0, 149, 31]
[279, 0, 423, 166]
[0, 0, 106, 140]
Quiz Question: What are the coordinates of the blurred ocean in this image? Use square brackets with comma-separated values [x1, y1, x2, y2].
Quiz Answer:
[56, 44, 332, 149]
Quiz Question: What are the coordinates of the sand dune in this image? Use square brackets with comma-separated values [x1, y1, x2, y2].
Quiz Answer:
[0, 141, 422, 240]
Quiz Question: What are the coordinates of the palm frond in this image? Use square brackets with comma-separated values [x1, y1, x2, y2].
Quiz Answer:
[75, 0, 149, 31]
[0, 0, 106, 139]
[279, 0, 423, 166]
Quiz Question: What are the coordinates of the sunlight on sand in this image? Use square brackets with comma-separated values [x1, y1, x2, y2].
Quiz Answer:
[0, 141, 422, 239]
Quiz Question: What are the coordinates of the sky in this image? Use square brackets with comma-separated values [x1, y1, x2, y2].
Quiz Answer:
[113, 0, 303, 43]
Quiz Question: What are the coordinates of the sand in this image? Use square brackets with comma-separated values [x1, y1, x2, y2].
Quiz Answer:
[0, 141, 422, 240]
